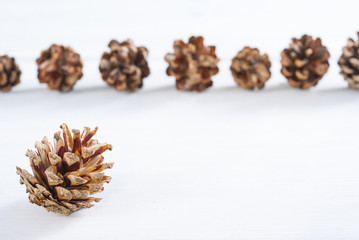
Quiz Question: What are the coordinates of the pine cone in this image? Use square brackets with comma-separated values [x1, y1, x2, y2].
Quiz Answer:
[338, 32, 359, 90]
[36, 44, 83, 91]
[230, 47, 271, 90]
[0, 55, 21, 92]
[16, 124, 114, 216]
[165, 36, 219, 92]
[281, 35, 330, 89]
[99, 39, 150, 91]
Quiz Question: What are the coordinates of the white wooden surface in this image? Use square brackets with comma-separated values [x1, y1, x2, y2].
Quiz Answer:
[0, 0, 359, 239]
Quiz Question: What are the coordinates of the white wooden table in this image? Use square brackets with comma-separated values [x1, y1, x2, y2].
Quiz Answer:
[1, 0, 358, 239]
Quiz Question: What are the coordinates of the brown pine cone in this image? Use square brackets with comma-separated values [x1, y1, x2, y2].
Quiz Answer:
[0, 55, 21, 92]
[281, 35, 330, 89]
[36, 44, 83, 91]
[230, 47, 271, 90]
[338, 32, 359, 90]
[99, 39, 150, 91]
[16, 123, 114, 216]
[165, 36, 219, 92]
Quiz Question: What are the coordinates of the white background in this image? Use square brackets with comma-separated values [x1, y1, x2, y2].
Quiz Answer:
[0, 0, 359, 239]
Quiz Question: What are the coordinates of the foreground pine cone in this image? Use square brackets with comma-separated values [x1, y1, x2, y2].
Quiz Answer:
[0, 55, 21, 92]
[281, 35, 330, 89]
[36, 44, 83, 91]
[230, 47, 271, 90]
[99, 39, 150, 91]
[338, 32, 359, 90]
[165, 36, 219, 92]
[16, 124, 113, 216]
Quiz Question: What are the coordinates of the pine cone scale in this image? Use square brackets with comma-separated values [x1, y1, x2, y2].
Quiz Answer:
[17, 166, 73, 215]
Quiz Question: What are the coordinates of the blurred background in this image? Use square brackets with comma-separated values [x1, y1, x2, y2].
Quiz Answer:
[0, 0, 359, 239]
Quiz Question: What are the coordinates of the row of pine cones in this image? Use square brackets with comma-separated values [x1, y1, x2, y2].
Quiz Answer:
[2, 34, 359, 92]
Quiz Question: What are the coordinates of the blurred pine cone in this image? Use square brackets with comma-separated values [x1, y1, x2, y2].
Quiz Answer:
[281, 35, 330, 89]
[99, 39, 150, 91]
[0, 55, 21, 92]
[36, 44, 83, 91]
[230, 47, 271, 90]
[338, 32, 359, 90]
[165, 36, 219, 92]
[16, 124, 113, 216]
